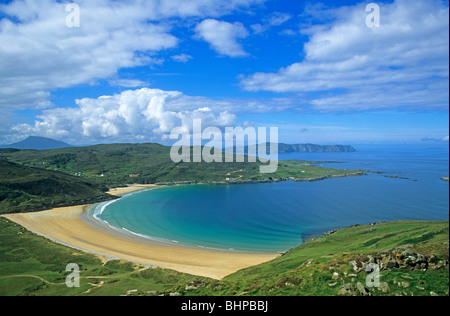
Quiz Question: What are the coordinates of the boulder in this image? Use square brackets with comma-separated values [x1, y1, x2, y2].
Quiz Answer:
[338, 284, 356, 296]
[378, 282, 391, 293]
[356, 282, 371, 296]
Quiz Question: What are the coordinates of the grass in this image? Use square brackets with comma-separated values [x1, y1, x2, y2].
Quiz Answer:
[1, 217, 447, 296]
[165, 221, 449, 296]
[0, 159, 112, 214]
[0, 144, 363, 188]
[0, 217, 208, 296]
[0, 144, 363, 214]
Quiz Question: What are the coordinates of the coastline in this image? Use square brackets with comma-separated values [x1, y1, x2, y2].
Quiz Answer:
[2, 184, 279, 280]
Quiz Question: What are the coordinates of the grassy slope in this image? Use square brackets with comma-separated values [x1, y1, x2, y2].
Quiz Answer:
[0, 144, 363, 214]
[0, 217, 447, 296]
[167, 221, 449, 296]
[0, 144, 363, 201]
[0, 217, 207, 296]
[0, 159, 112, 214]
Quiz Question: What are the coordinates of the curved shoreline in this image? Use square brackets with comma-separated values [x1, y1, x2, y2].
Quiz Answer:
[2, 185, 279, 280]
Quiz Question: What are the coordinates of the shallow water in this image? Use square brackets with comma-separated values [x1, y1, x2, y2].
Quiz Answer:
[93, 143, 449, 253]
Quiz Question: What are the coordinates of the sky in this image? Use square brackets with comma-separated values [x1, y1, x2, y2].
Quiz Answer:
[0, 0, 448, 146]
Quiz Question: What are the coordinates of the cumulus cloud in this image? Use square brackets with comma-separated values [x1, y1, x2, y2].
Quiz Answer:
[10, 88, 237, 145]
[240, 0, 449, 112]
[0, 0, 264, 112]
[194, 19, 249, 57]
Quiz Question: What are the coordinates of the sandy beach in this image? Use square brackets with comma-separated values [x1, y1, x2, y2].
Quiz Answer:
[3, 185, 279, 280]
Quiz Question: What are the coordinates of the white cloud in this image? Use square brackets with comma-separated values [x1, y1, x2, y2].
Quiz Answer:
[108, 79, 150, 88]
[171, 54, 193, 63]
[268, 12, 292, 26]
[194, 19, 249, 57]
[251, 11, 292, 35]
[240, 0, 449, 112]
[10, 88, 237, 145]
[0, 0, 264, 112]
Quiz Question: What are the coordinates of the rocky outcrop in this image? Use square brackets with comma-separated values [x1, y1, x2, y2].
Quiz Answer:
[348, 249, 448, 273]
[337, 282, 371, 296]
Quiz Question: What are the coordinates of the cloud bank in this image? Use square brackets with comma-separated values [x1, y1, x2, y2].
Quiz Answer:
[11, 88, 237, 145]
[240, 0, 449, 112]
[0, 0, 264, 111]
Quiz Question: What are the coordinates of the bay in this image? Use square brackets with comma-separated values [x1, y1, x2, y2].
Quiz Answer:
[93, 143, 449, 253]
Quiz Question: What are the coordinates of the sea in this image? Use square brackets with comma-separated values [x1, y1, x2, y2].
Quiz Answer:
[90, 143, 449, 253]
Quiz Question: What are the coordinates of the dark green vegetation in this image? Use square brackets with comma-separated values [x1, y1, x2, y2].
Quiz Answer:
[0, 143, 364, 214]
[0, 158, 112, 214]
[0, 218, 447, 296]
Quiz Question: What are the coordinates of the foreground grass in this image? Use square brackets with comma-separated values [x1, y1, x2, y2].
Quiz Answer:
[0, 218, 448, 296]
[167, 221, 449, 297]
[0, 217, 208, 296]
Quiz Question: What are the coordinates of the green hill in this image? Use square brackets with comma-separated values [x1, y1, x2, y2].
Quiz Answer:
[0, 159, 112, 214]
[0, 143, 364, 214]
[167, 221, 449, 297]
[0, 143, 364, 189]
[0, 218, 447, 296]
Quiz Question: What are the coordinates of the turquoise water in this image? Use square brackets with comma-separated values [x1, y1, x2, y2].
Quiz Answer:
[93, 144, 449, 253]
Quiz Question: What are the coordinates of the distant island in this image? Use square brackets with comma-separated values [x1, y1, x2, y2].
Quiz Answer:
[234, 142, 356, 154]
[276, 143, 356, 153]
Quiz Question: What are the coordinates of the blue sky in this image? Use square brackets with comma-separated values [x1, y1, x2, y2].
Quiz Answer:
[0, 0, 448, 146]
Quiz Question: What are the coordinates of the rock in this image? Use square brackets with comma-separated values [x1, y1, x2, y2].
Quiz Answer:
[329, 282, 337, 287]
[356, 282, 371, 296]
[405, 256, 417, 266]
[169, 292, 180, 297]
[349, 260, 363, 272]
[378, 282, 391, 293]
[431, 260, 448, 270]
[332, 272, 339, 280]
[296, 259, 313, 270]
[338, 284, 356, 296]
[401, 250, 414, 258]
[382, 256, 398, 269]
[428, 255, 438, 264]
[430, 291, 439, 296]
[126, 289, 139, 295]
[400, 282, 410, 288]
